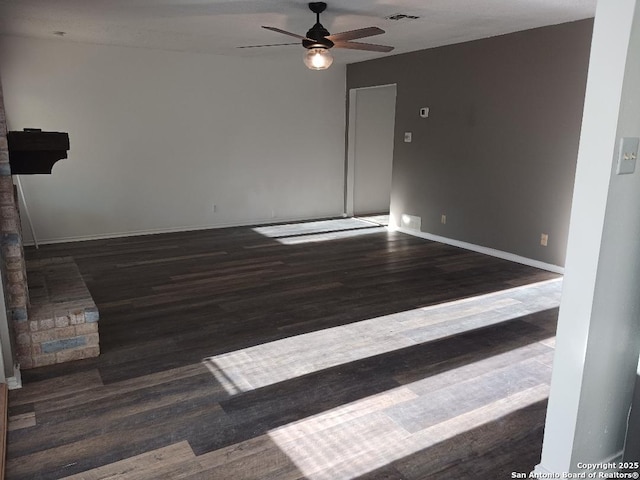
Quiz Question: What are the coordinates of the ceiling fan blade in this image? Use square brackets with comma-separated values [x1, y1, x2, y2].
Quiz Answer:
[237, 43, 300, 49]
[334, 41, 394, 53]
[327, 27, 385, 42]
[262, 26, 313, 42]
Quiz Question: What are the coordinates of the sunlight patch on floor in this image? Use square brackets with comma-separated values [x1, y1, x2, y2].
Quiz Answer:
[275, 226, 387, 245]
[355, 214, 390, 226]
[253, 218, 377, 238]
[203, 278, 562, 396]
[267, 364, 551, 480]
[251, 218, 387, 245]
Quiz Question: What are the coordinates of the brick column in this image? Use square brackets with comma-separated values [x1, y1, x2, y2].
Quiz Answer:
[0, 78, 31, 368]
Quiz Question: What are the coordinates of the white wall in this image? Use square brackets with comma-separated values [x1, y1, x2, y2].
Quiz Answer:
[537, 0, 640, 473]
[0, 36, 346, 243]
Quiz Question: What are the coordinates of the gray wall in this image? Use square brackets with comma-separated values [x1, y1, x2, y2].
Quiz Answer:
[347, 20, 593, 267]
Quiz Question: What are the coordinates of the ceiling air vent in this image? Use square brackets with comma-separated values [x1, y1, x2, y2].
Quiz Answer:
[385, 13, 420, 21]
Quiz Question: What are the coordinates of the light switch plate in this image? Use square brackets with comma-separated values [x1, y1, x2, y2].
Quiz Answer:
[404, 132, 412, 143]
[617, 137, 639, 175]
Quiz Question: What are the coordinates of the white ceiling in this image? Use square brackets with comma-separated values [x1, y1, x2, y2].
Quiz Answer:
[0, 0, 596, 64]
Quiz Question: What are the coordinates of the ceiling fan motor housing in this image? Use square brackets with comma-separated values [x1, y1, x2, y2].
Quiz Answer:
[304, 2, 333, 49]
[303, 24, 334, 49]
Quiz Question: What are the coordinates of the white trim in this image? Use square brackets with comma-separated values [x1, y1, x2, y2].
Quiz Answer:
[349, 83, 398, 92]
[15, 176, 38, 248]
[22, 214, 346, 246]
[346, 88, 357, 217]
[24, 215, 565, 274]
[395, 227, 564, 274]
[534, 449, 623, 475]
[601, 450, 625, 468]
[602, 450, 625, 469]
[532, 463, 553, 476]
[7, 365, 21, 390]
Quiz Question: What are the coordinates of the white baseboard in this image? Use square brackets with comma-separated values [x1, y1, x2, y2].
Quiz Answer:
[23, 214, 345, 246]
[23, 217, 564, 275]
[532, 464, 553, 476]
[534, 449, 624, 475]
[7, 364, 21, 390]
[394, 227, 564, 274]
[604, 449, 625, 465]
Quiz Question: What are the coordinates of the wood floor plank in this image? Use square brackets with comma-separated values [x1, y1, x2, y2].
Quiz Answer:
[9, 370, 103, 407]
[269, 412, 410, 480]
[188, 442, 303, 480]
[7, 413, 35, 432]
[384, 359, 551, 434]
[400, 342, 552, 396]
[261, 387, 419, 447]
[115, 250, 228, 268]
[33, 362, 209, 415]
[60, 441, 196, 480]
[354, 465, 408, 480]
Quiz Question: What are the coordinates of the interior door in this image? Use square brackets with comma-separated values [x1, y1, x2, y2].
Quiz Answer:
[349, 84, 397, 216]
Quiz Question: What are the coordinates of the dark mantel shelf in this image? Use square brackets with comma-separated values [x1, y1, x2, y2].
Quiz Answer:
[7, 129, 70, 174]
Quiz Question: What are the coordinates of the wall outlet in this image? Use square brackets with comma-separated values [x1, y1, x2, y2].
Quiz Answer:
[212, 204, 217, 213]
[404, 132, 412, 143]
[540, 233, 548, 247]
[441, 214, 446, 224]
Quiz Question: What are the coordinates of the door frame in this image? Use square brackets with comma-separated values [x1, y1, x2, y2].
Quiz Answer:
[345, 83, 397, 217]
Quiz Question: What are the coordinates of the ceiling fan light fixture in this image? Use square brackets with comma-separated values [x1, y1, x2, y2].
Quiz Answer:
[303, 47, 333, 70]
[247, 3, 393, 67]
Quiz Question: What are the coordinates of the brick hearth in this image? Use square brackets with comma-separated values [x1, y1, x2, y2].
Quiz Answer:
[18, 257, 99, 368]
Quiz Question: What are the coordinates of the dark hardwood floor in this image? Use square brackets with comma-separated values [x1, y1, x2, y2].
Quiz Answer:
[6, 218, 560, 479]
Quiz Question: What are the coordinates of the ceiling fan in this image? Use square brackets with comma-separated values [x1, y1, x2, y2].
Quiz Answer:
[239, 2, 394, 70]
